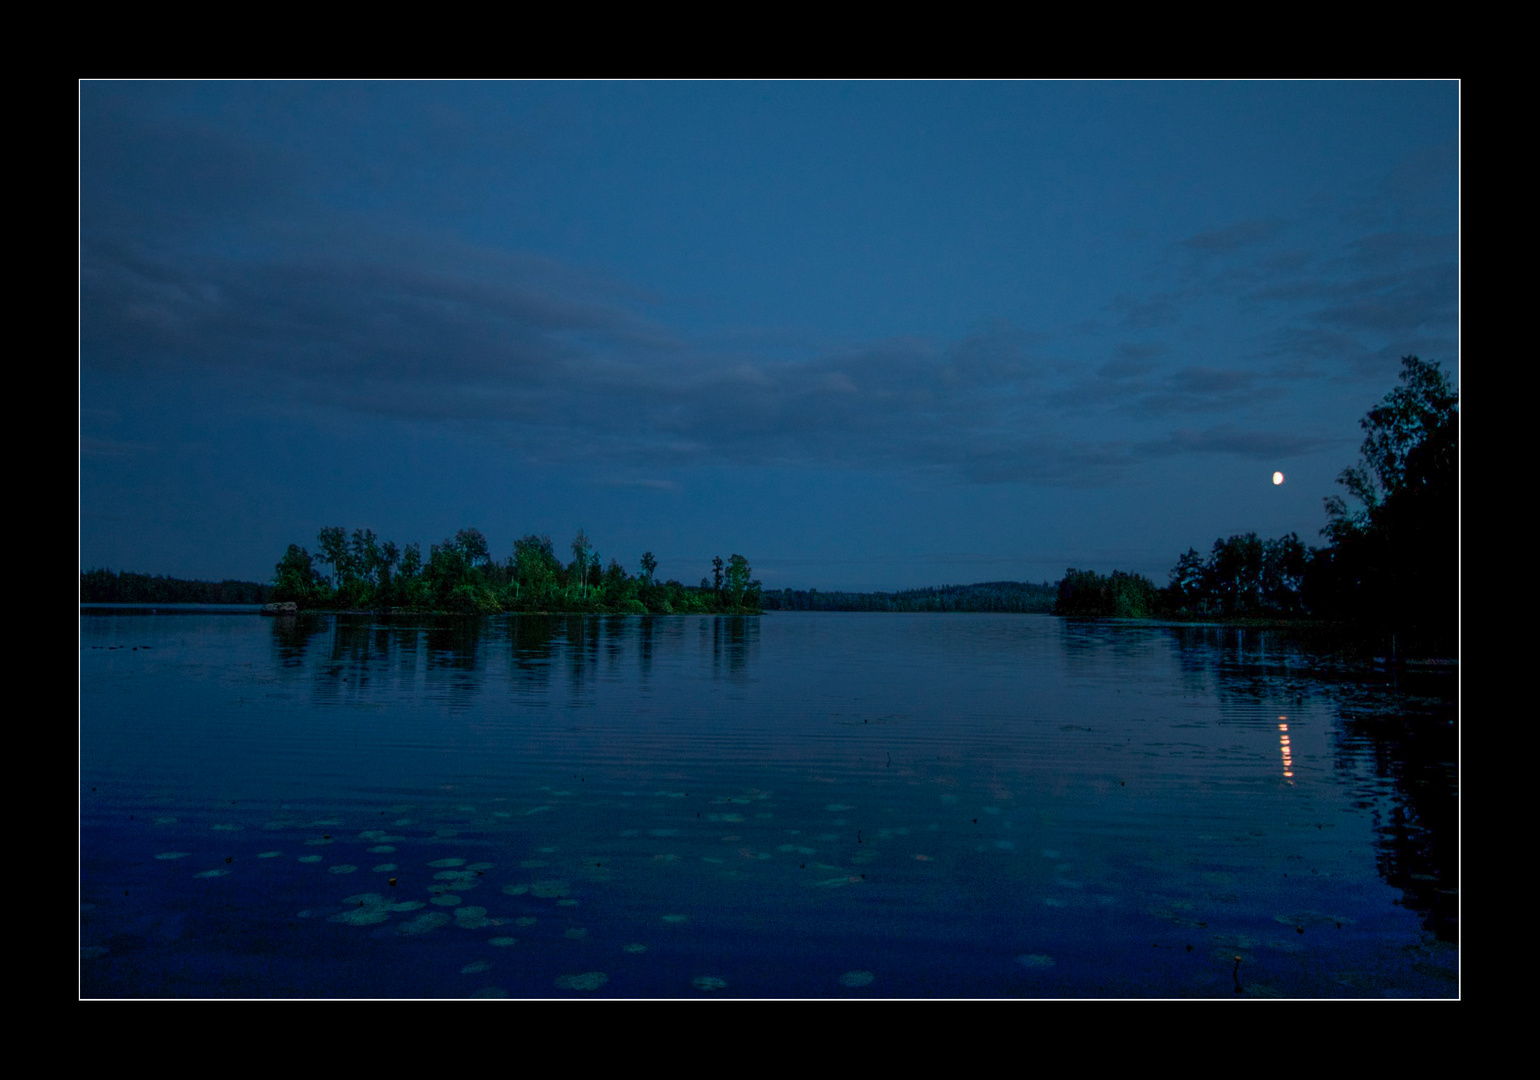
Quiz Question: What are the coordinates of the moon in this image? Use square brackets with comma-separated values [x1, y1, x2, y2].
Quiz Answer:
[1272, 471, 1285, 485]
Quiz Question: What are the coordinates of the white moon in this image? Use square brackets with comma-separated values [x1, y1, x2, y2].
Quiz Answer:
[1272, 471, 1285, 485]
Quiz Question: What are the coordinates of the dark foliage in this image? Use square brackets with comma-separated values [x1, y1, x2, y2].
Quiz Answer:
[762, 580, 1056, 613]
[81, 569, 270, 605]
[260, 527, 762, 616]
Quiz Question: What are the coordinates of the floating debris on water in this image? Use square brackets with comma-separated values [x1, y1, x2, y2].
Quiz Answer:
[195, 868, 230, 878]
[692, 976, 727, 990]
[623, 943, 647, 953]
[155, 852, 191, 860]
[662, 914, 689, 923]
[460, 960, 492, 974]
[297, 854, 322, 863]
[839, 971, 875, 987]
[329, 865, 357, 874]
[489, 937, 518, 947]
[428, 858, 466, 868]
[565, 927, 588, 939]
[257, 851, 283, 859]
[1016, 954, 1056, 968]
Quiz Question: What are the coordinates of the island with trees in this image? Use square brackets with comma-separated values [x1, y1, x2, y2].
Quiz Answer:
[267, 528, 762, 616]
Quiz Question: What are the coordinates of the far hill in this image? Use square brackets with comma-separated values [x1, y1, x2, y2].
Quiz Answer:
[761, 580, 1056, 613]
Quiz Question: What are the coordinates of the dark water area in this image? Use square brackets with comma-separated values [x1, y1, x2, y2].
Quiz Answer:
[80, 611, 1457, 998]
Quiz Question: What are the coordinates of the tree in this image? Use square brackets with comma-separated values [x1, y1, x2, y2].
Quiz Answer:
[1167, 548, 1207, 611]
[1320, 356, 1458, 649]
[316, 526, 353, 590]
[1325, 356, 1458, 544]
[272, 544, 323, 605]
[513, 534, 559, 606]
[639, 552, 658, 584]
[725, 554, 752, 609]
[570, 530, 593, 600]
[453, 528, 491, 568]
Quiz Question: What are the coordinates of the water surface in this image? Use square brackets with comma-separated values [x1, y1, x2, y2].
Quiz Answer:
[80, 611, 1457, 997]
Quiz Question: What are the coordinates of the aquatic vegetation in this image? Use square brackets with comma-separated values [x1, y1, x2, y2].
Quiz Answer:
[397, 912, 452, 935]
[454, 906, 493, 929]
[554, 972, 608, 990]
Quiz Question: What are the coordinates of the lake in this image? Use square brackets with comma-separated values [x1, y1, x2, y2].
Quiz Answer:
[80, 610, 1458, 998]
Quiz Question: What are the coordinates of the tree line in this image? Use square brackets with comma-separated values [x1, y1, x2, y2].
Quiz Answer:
[80, 569, 272, 605]
[1054, 356, 1458, 652]
[763, 580, 1057, 613]
[270, 526, 762, 615]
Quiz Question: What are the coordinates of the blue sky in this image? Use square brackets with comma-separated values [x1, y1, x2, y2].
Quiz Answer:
[80, 80, 1458, 591]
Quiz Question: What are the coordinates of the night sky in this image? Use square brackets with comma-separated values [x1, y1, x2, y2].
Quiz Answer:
[80, 81, 1458, 592]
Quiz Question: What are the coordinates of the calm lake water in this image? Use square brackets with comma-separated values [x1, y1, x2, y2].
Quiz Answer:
[80, 610, 1458, 998]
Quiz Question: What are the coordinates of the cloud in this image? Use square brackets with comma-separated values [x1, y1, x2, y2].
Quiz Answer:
[1138, 425, 1339, 461]
[80, 95, 1453, 495]
[1180, 219, 1283, 254]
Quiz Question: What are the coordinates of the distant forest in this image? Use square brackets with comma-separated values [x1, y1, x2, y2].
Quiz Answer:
[80, 569, 270, 605]
[763, 581, 1056, 613]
